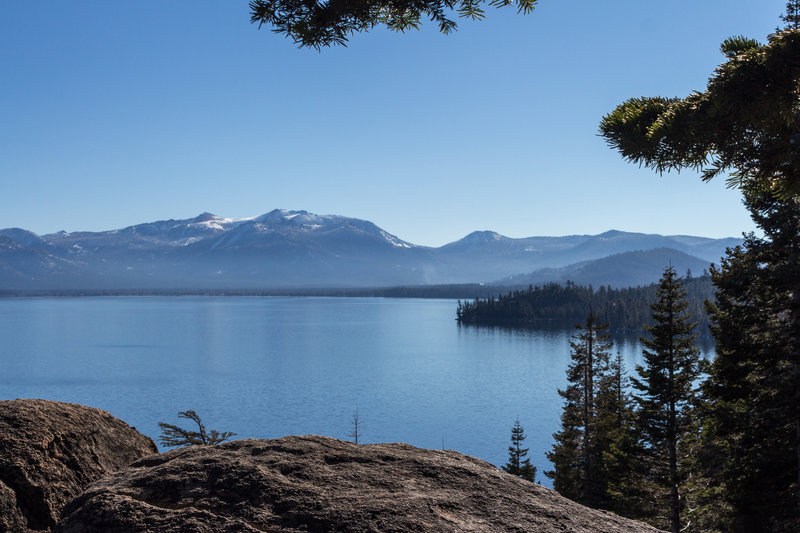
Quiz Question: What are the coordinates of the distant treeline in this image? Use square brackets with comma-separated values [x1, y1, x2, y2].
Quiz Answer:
[456, 275, 714, 334]
[0, 284, 515, 300]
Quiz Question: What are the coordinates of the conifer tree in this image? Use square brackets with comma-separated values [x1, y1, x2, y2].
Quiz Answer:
[702, 187, 800, 531]
[781, 0, 800, 29]
[600, 5, 800, 530]
[545, 401, 583, 501]
[502, 418, 536, 482]
[546, 313, 613, 506]
[632, 266, 701, 533]
[596, 351, 650, 520]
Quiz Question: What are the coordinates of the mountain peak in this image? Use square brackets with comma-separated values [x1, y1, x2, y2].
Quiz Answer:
[255, 209, 314, 223]
[439, 230, 510, 253]
[192, 212, 219, 223]
[596, 229, 640, 238]
[463, 230, 505, 242]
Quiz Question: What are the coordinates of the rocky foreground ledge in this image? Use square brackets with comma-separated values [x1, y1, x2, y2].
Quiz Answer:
[56, 436, 662, 532]
[0, 399, 157, 532]
[2, 400, 662, 532]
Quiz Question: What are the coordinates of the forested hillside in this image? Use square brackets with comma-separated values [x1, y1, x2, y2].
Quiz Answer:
[456, 275, 714, 333]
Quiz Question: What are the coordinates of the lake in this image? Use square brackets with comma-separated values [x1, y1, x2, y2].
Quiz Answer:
[0, 296, 708, 485]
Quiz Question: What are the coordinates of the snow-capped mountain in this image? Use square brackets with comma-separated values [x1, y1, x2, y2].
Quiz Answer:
[41, 210, 414, 251]
[0, 209, 741, 290]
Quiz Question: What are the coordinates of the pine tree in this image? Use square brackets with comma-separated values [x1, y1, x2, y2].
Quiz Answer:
[545, 400, 583, 501]
[502, 418, 536, 482]
[600, 6, 800, 530]
[702, 188, 800, 531]
[596, 351, 650, 520]
[546, 313, 613, 506]
[782, 0, 800, 29]
[632, 266, 701, 533]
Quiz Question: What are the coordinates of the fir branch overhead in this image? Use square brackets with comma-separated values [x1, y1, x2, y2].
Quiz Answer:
[600, 30, 800, 198]
[250, 0, 536, 49]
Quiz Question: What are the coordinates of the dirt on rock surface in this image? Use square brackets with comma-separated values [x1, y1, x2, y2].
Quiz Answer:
[56, 435, 662, 533]
[0, 399, 158, 532]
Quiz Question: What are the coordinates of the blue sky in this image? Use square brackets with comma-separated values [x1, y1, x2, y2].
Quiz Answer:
[0, 1, 786, 246]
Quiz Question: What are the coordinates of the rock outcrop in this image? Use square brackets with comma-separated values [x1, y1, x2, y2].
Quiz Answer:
[56, 435, 662, 532]
[0, 399, 158, 532]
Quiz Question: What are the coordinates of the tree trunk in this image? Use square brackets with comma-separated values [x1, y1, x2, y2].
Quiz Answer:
[791, 197, 800, 514]
[792, 282, 800, 513]
[583, 325, 594, 504]
[668, 306, 680, 533]
[668, 432, 679, 533]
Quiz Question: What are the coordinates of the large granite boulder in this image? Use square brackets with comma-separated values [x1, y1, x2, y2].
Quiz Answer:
[0, 399, 158, 532]
[56, 435, 662, 532]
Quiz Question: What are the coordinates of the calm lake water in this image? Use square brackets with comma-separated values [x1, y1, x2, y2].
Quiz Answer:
[0, 296, 711, 485]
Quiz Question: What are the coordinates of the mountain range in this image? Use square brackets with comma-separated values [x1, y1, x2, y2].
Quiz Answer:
[0, 209, 742, 291]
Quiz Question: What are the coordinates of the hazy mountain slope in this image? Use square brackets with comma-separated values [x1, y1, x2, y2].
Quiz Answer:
[497, 248, 712, 288]
[0, 235, 87, 289]
[435, 229, 734, 282]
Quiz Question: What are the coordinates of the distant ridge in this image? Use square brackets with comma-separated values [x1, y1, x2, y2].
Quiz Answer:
[496, 248, 714, 288]
[0, 210, 740, 290]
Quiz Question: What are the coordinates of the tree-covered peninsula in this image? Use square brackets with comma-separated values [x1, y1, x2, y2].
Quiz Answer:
[456, 275, 714, 334]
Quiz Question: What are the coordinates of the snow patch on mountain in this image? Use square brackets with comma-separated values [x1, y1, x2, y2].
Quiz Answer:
[380, 230, 412, 248]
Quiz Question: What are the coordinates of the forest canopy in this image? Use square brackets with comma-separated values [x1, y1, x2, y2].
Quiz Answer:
[456, 276, 714, 334]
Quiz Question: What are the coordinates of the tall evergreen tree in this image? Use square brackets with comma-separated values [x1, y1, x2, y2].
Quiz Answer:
[782, 0, 800, 29]
[702, 188, 800, 532]
[596, 350, 650, 520]
[546, 313, 613, 506]
[502, 418, 536, 482]
[601, 6, 800, 529]
[632, 266, 701, 533]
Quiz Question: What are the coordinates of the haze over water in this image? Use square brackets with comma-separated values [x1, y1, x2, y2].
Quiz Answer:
[0, 296, 710, 484]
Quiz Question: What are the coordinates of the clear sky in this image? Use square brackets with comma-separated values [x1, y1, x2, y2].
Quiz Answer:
[0, 1, 786, 246]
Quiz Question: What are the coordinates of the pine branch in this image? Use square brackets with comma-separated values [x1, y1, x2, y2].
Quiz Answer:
[158, 410, 236, 448]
